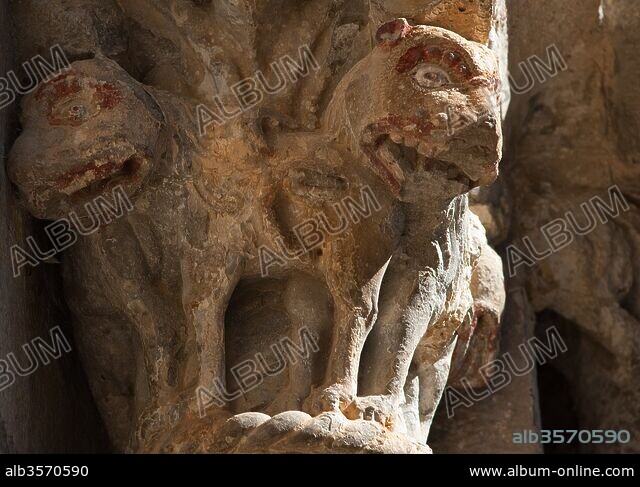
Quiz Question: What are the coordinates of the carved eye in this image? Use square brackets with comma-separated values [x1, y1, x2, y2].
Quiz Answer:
[68, 104, 87, 120]
[48, 97, 98, 126]
[411, 65, 451, 89]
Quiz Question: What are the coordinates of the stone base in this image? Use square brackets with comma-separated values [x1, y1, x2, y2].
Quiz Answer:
[217, 412, 431, 454]
[157, 411, 431, 454]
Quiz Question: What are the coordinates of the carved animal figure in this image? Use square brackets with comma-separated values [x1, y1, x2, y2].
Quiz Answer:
[303, 18, 502, 433]
[7, 12, 503, 452]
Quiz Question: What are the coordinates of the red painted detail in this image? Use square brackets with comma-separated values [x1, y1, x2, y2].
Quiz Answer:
[361, 145, 401, 196]
[376, 18, 412, 47]
[456, 64, 470, 77]
[444, 50, 463, 67]
[54, 160, 122, 190]
[92, 82, 123, 110]
[373, 115, 435, 136]
[36, 76, 81, 104]
[35, 72, 78, 100]
[423, 46, 443, 63]
[396, 44, 474, 81]
[359, 115, 436, 194]
[470, 77, 496, 91]
[396, 46, 424, 74]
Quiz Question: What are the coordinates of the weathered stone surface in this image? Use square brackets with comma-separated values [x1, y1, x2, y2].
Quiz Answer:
[6, 0, 507, 453]
[504, 0, 640, 453]
[430, 285, 541, 453]
[0, 1, 107, 454]
[370, 0, 496, 45]
[448, 214, 506, 390]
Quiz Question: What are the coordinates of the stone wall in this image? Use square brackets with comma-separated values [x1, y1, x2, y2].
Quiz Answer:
[0, 2, 107, 453]
[503, 0, 639, 453]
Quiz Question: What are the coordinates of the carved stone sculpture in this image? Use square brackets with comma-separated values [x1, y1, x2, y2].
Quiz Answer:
[8, 0, 504, 453]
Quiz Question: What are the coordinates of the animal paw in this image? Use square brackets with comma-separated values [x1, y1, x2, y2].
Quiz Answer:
[303, 384, 354, 416]
[343, 395, 399, 429]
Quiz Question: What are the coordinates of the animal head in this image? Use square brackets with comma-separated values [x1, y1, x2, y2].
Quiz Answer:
[326, 19, 502, 199]
[8, 56, 164, 220]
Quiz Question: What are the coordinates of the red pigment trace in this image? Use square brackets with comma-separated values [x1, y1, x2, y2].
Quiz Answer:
[35, 72, 79, 100]
[360, 116, 436, 195]
[361, 145, 401, 196]
[54, 160, 122, 190]
[396, 45, 473, 81]
[375, 19, 413, 47]
[374, 116, 435, 137]
[396, 46, 424, 73]
[92, 82, 123, 110]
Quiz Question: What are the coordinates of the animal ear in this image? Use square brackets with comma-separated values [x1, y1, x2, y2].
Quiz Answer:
[375, 18, 412, 46]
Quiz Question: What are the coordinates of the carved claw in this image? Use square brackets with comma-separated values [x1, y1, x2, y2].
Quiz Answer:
[343, 395, 399, 430]
[303, 384, 354, 416]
